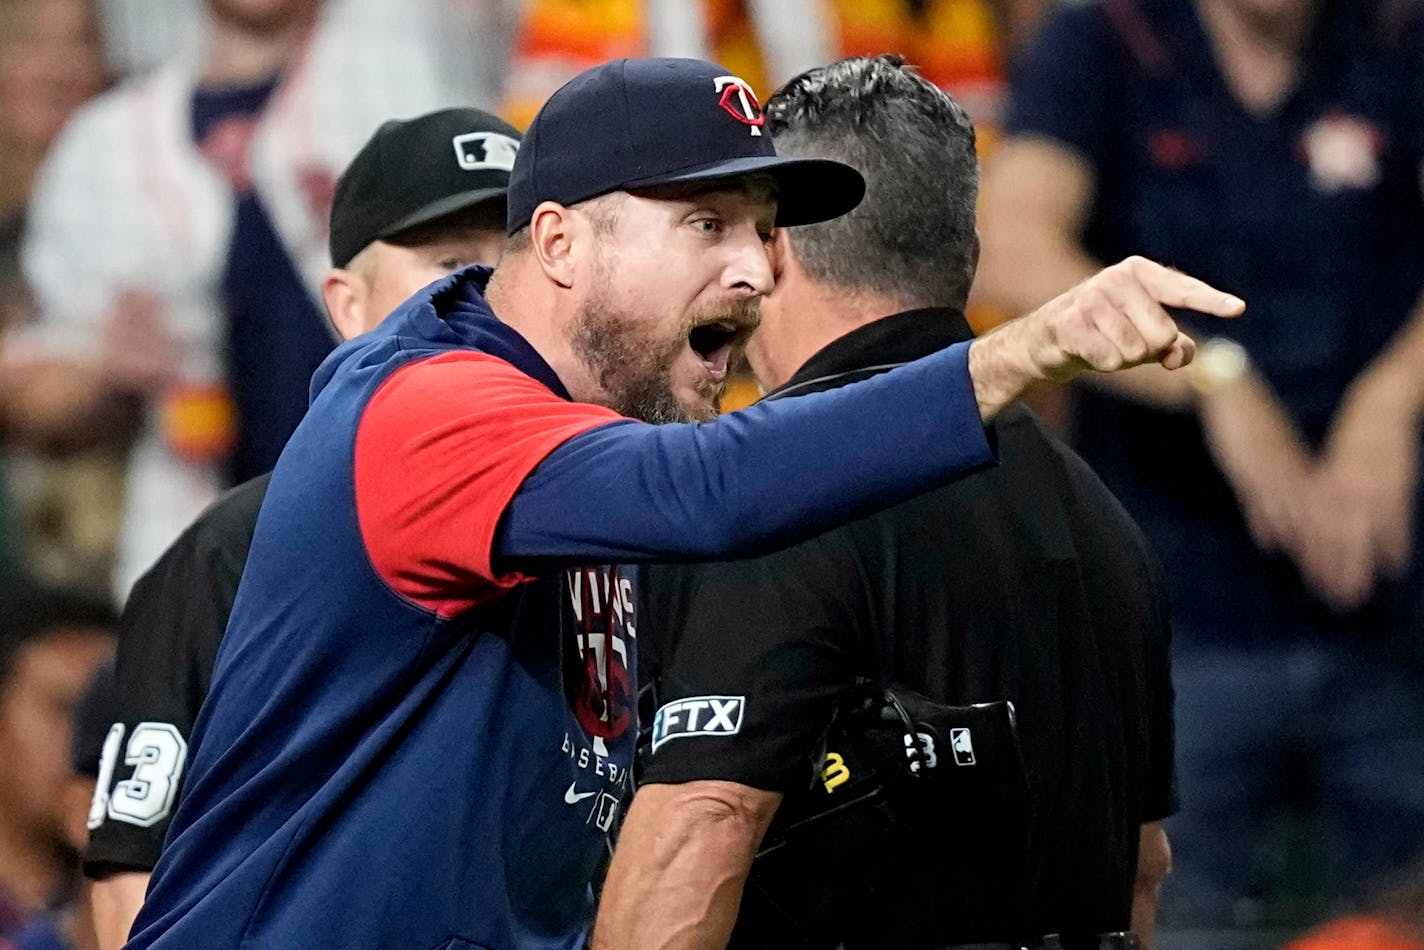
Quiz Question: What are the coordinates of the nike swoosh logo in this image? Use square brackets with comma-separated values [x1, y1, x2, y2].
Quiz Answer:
[565, 782, 597, 804]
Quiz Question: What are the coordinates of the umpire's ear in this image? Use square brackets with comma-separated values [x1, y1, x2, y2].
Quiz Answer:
[767, 227, 791, 281]
[322, 268, 366, 343]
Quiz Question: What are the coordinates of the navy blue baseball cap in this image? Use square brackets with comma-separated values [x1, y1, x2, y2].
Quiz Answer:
[506, 57, 865, 234]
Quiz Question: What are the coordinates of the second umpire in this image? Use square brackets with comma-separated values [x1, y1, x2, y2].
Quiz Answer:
[595, 56, 1177, 950]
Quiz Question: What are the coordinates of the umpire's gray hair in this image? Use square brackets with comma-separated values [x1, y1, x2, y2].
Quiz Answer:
[766, 54, 979, 309]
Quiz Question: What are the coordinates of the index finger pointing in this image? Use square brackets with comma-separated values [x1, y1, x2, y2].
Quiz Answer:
[1134, 260, 1245, 318]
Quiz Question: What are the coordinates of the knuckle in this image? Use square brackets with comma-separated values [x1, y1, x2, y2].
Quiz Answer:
[1139, 321, 1173, 350]
[1060, 306, 1092, 340]
[1096, 268, 1131, 296]
[1082, 286, 1111, 311]
[1086, 340, 1122, 371]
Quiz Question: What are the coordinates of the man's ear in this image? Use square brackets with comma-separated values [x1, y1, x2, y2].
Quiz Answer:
[322, 269, 366, 343]
[529, 201, 578, 289]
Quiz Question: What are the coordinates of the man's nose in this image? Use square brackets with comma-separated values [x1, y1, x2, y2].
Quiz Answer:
[724, 230, 775, 297]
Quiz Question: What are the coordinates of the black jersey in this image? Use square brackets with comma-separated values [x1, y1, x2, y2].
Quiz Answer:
[638, 309, 1177, 948]
[84, 473, 269, 877]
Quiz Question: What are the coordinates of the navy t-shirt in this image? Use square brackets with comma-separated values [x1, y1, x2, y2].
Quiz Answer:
[1006, 0, 1424, 641]
[192, 77, 336, 484]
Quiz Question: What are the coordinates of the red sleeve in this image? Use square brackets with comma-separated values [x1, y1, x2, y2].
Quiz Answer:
[354, 351, 623, 616]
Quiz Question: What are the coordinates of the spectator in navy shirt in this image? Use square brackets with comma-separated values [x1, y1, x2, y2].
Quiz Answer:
[976, 1, 1424, 945]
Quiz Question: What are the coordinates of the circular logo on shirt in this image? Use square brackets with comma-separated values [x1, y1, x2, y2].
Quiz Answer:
[1302, 112, 1382, 193]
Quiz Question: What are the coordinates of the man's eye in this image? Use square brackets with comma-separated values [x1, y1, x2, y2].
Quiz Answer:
[439, 258, 464, 270]
[693, 218, 722, 234]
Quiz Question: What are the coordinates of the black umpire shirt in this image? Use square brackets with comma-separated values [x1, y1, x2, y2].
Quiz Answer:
[85, 473, 270, 876]
[638, 308, 1177, 948]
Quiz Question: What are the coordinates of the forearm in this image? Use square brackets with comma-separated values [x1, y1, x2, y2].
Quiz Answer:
[91, 871, 151, 950]
[975, 138, 1100, 317]
[594, 782, 779, 950]
[1131, 822, 1171, 950]
[976, 225, 1098, 320]
[497, 342, 994, 565]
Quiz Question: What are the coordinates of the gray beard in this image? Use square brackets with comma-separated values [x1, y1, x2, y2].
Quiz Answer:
[570, 298, 717, 425]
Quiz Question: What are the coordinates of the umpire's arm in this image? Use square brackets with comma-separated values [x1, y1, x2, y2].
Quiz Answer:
[594, 781, 781, 950]
[93, 872, 152, 950]
[1133, 821, 1172, 950]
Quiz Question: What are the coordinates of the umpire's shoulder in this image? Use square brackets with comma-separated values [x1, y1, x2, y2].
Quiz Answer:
[136, 471, 270, 598]
[189, 473, 271, 561]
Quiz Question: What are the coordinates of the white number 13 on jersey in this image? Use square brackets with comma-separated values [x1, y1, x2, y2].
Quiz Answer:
[88, 722, 188, 829]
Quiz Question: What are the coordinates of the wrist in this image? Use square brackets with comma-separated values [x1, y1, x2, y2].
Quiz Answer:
[967, 320, 1040, 422]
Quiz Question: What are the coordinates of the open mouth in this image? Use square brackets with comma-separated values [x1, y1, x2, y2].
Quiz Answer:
[687, 321, 745, 380]
[688, 321, 743, 359]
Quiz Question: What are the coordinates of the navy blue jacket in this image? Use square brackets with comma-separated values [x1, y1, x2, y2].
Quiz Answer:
[126, 268, 993, 949]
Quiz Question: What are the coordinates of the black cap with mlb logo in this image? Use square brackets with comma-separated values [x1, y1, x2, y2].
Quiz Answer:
[505, 57, 865, 233]
[329, 107, 523, 268]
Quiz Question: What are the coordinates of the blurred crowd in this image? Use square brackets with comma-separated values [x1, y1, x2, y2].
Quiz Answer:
[0, 1, 1421, 949]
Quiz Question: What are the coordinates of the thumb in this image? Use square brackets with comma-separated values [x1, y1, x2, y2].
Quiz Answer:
[1159, 331, 1195, 371]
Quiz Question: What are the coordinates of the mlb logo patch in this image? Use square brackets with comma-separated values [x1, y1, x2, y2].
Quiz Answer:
[452, 131, 520, 172]
[950, 727, 976, 766]
[651, 695, 745, 752]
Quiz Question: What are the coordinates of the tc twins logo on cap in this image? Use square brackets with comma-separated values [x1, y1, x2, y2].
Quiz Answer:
[714, 76, 764, 135]
[453, 132, 520, 172]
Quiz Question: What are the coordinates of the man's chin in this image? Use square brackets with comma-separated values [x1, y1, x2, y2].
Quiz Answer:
[678, 390, 724, 423]
[684, 405, 720, 424]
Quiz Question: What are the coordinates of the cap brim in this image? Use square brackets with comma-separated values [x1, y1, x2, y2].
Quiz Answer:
[377, 186, 510, 242]
[625, 155, 865, 226]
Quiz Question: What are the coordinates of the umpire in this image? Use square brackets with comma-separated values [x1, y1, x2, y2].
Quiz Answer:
[595, 56, 1177, 950]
